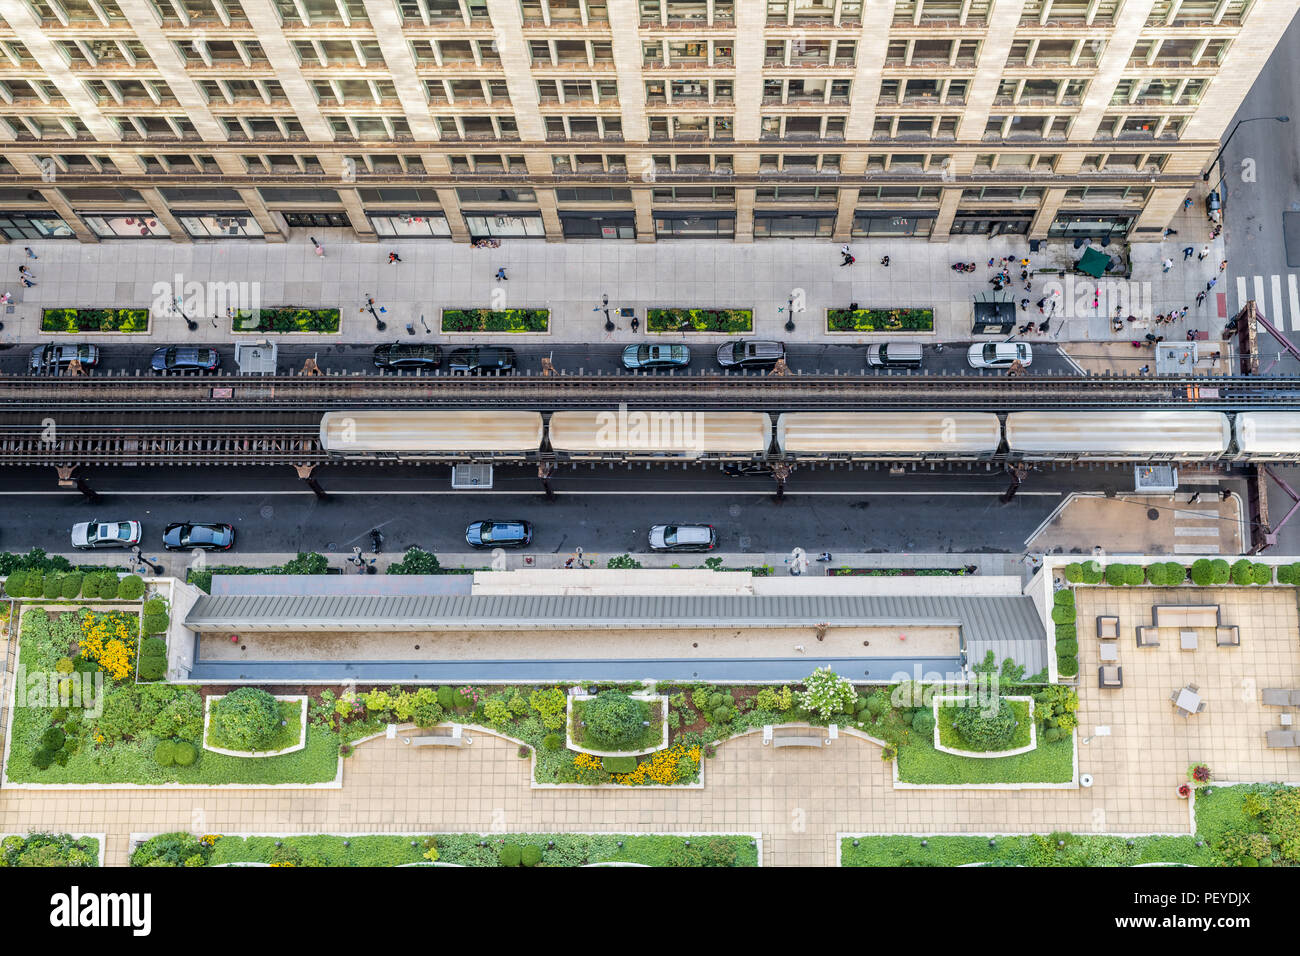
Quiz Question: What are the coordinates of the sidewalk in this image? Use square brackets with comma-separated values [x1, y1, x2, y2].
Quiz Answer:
[0, 227, 1232, 351]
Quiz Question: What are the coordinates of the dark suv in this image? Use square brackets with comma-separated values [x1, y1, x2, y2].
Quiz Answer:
[373, 342, 443, 370]
[716, 340, 785, 369]
[448, 346, 516, 374]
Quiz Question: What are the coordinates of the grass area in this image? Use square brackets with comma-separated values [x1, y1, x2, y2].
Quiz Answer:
[826, 307, 933, 333]
[896, 727, 1072, 785]
[646, 308, 753, 333]
[1, 833, 100, 866]
[936, 699, 1032, 753]
[134, 832, 758, 867]
[233, 308, 340, 333]
[41, 308, 149, 333]
[205, 699, 305, 754]
[441, 308, 549, 333]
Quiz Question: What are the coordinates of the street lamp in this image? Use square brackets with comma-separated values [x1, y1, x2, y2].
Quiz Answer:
[1202, 115, 1289, 181]
[131, 547, 163, 575]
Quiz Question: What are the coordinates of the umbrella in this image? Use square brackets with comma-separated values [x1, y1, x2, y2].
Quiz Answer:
[1076, 247, 1110, 278]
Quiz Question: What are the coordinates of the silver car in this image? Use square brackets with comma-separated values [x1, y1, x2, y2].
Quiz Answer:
[29, 343, 100, 372]
[648, 524, 717, 552]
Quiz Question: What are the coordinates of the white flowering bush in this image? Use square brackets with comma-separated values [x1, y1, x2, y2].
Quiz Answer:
[798, 667, 856, 719]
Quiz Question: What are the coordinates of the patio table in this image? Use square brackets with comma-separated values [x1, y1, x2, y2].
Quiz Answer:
[1175, 688, 1201, 714]
[1180, 630, 1198, 650]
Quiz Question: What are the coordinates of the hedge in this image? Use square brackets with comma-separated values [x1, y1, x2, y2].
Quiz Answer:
[1055, 639, 1079, 658]
[41, 308, 149, 333]
[1057, 655, 1079, 678]
[1063, 560, 1104, 584]
[602, 756, 638, 773]
[1145, 561, 1187, 587]
[1055, 623, 1076, 642]
[1277, 563, 1300, 584]
[827, 307, 934, 333]
[116, 574, 145, 600]
[441, 308, 549, 333]
[1190, 558, 1231, 587]
[1104, 563, 1144, 586]
[646, 308, 753, 333]
[1050, 605, 1075, 625]
[1052, 589, 1075, 607]
[233, 308, 340, 333]
[1230, 559, 1273, 586]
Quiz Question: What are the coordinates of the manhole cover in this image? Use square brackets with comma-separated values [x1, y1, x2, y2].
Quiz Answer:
[728, 504, 741, 518]
[259, 505, 274, 519]
[1147, 508, 1160, 520]
[737, 535, 752, 550]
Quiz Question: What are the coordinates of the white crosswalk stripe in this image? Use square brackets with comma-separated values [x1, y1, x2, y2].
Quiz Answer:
[1235, 273, 1300, 331]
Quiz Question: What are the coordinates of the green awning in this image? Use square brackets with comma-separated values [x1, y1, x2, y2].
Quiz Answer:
[1076, 247, 1110, 278]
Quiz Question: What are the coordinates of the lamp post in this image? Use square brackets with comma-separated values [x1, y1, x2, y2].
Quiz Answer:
[1202, 115, 1289, 181]
[131, 547, 163, 575]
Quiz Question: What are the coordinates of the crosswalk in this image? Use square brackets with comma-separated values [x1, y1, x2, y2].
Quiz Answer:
[1171, 478, 1230, 555]
[1235, 274, 1300, 331]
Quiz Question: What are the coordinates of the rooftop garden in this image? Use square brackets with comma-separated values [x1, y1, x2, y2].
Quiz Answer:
[1062, 558, 1296, 588]
[1, 833, 100, 867]
[131, 832, 759, 867]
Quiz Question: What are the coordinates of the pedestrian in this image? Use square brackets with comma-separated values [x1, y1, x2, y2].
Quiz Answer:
[0, 291, 10, 304]
[1188, 492, 1202, 503]
[1207, 277, 1217, 291]
[1196, 290, 1206, 306]
[1198, 245, 1209, 260]
[1020, 269, 1029, 281]
[310, 236, 324, 257]
[1219, 259, 1227, 272]
[1211, 350, 1221, 362]
[1024, 281, 1032, 292]
[1161, 257, 1173, 273]
[1182, 246, 1194, 260]
[1017, 323, 1030, 334]
[21, 276, 32, 288]
[1221, 489, 1232, 501]
[19, 265, 32, 279]
[880, 255, 890, 267]
[840, 244, 853, 265]
[495, 267, 508, 281]
[1187, 329, 1197, 341]
[1038, 318, 1050, 334]
[1180, 307, 1189, 320]
[816, 552, 833, 562]
[1183, 197, 1194, 210]
[1020, 258, 1030, 268]
[23, 246, 36, 259]
[388, 251, 401, 263]
[564, 558, 574, 569]
[987, 258, 995, 268]
[1163, 227, 1177, 238]
[1026, 322, 1037, 334]
[1036, 297, 1046, 312]
[1020, 297, 1030, 310]
[843, 254, 855, 266]
[1139, 364, 1150, 374]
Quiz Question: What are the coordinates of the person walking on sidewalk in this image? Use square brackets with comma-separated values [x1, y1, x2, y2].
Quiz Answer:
[310, 236, 324, 257]
[23, 247, 36, 260]
[1182, 246, 1195, 260]
[388, 251, 402, 263]
[1188, 491, 1202, 503]
[1198, 245, 1209, 260]
[1162, 257, 1174, 273]
[1196, 290, 1207, 306]
[1219, 259, 1227, 272]
[839, 244, 853, 266]
[18, 264, 33, 280]
[1207, 277, 1218, 292]
[879, 255, 890, 267]
[495, 267, 508, 281]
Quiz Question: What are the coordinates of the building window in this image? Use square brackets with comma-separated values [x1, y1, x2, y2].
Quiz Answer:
[851, 213, 935, 237]
[83, 214, 170, 238]
[178, 213, 264, 238]
[283, 211, 351, 228]
[464, 214, 546, 237]
[370, 214, 452, 237]
[0, 213, 75, 239]
[654, 213, 735, 238]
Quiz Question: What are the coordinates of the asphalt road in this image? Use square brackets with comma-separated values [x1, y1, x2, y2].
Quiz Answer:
[1, 339, 1076, 377]
[0, 462, 1217, 559]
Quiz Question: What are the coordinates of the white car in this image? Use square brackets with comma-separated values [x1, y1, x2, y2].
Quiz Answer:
[71, 518, 142, 550]
[648, 524, 717, 552]
[967, 342, 1033, 369]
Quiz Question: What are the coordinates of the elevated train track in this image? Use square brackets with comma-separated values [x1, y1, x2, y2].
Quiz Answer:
[2, 371, 1300, 411]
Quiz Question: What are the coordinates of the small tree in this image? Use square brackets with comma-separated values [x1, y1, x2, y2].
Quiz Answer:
[281, 552, 329, 575]
[798, 667, 856, 719]
[210, 687, 281, 751]
[952, 698, 1018, 750]
[387, 547, 441, 575]
[581, 690, 644, 749]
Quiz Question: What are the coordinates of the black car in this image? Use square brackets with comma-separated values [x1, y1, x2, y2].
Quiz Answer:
[448, 346, 516, 375]
[465, 519, 533, 548]
[162, 521, 235, 551]
[373, 342, 443, 370]
[151, 346, 220, 373]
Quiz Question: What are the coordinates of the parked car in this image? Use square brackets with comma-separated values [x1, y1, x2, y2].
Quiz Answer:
[373, 342, 442, 370]
[71, 518, 141, 550]
[866, 342, 923, 369]
[151, 346, 220, 374]
[448, 346, 516, 374]
[723, 462, 774, 478]
[29, 343, 99, 372]
[967, 342, 1033, 369]
[465, 519, 533, 548]
[162, 521, 235, 551]
[648, 523, 717, 552]
[716, 340, 785, 369]
[622, 343, 690, 370]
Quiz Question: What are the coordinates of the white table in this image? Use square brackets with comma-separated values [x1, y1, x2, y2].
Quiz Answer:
[1180, 630, 1198, 650]
[1099, 643, 1119, 662]
[1282, 713, 1293, 728]
[1175, 688, 1202, 714]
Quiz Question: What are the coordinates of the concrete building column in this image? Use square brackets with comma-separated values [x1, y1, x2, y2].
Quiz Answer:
[832, 186, 858, 242]
[136, 188, 190, 243]
[735, 187, 755, 243]
[36, 189, 98, 243]
[1069, 0, 1158, 141]
[843, 0, 896, 141]
[336, 187, 378, 242]
[485, 0, 547, 140]
[533, 188, 565, 241]
[607, 0, 649, 141]
[731, 0, 765, 141]
[360, 0, 443, 141]
[632, 187, 655, 242]
[930, 187, 963, 243]
[235, 189, 288, 242]
[1132, 187, 1195, 235]
[237, 0, 335, 141]
[954, 0, 1028, 141]
[1029, 187, 1067, 239]
[434, 188, 471, 242]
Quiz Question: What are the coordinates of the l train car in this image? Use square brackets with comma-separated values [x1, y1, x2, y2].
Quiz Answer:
[775, 412, 1001, 461]
[548, 410, 771, 460]
[1004, 411, 1231, 462]
[319, 410, 544, 460]
[1232, 412, 1300, 461]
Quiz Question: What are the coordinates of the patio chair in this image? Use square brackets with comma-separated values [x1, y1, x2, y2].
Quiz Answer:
[1187, 683, 1199, 693]
[1292, 690, 1300, 707]
[1097, 615, 1119, 640]
[1265, 730, 1299, 749]
[1098, 665, 1123, 689]
[1195, 701, 1207, 714]
[1136, 626, 1159, 647]
[1215, 625, 1240, 647]
[1169, 690, 1181, 704]
[1262, 689, 1291, 706]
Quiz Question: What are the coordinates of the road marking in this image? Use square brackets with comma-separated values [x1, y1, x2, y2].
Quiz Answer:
[1175, 543, 1220, 554]
[1237, 276, 1249, 313]
[0, 488, 1065, 497]
[1290, 275, 1300, 332]
[1174, 526, 1220, 537]
[1272, 274, 1285, 329]
[1254, 275, 1267, 316]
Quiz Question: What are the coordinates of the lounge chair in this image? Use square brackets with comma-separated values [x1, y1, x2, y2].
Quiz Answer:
[1265, 730, 1299, 749]
[1097, 615, 1119, 640]
[1262, 689, 1292, 706]
[1195, 701, 1207, 714]
[1293, 690, 1300, 707]
[1098, 665, 1123, 689]
[1215, 625, 1240, 647]
[1136, 626, 1159, 647]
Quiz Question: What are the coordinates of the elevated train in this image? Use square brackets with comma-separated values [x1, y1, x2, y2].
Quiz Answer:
[318, 409, 1300, 464]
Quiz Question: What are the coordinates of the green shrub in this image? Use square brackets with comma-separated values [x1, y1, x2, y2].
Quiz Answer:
[116, 574, 145, 600]
[43, 574, 63, 600]
[951, 699, 1018, 750]
[386, 546, 441, 575]
[1145, 561, 1187, 587]
[172, 741, 197, 767]
[210, 687, 281, 751]
[1057, 655, 1079, 678]
[3, 569, 27, 597]
[436, 685, 455, 710]
[911, 709, 935, 735]
[24, 570, 44, 598]
[1251, 563, 1273, 585]
[138, 655, 167, 681]
[1043, 726, 1066, 743]
[142, 609, 169, 635]
[581, 691, 644, 750]
[606, 554, 642, 569]
[1055, 623, 1076, 642]
[40, 726, 66, 750]
[1079, 560, 1104, 584]
[1277, 563, 1300, 585]
[521, 845, 543, 867]
[59, 572, 82, 600]
[1063, 563, 1083, 583]
[154, 740, 177, 767]
[1055, 638, 1079, 658]
[1231, 559, 1254, 586]
[451, 687, 473, 710]
[410, 695, 443, 729]
[542, 733, 563, 751]
[1190, 558, 1230, 586]
[498, 843, 522, 867]
[31, 748, 55, 770]
[712, 706, 733, 725]
[602, 755, 637, 773]
[1052, 589, 1075, 607]
[1104, 563, 1143, 587]
[1050, 605, 1075, 625]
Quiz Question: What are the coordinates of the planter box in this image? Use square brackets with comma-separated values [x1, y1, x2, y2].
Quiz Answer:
[566, 693, 669, 757]
[203, 694, 308, 758]
[647, 308, 753, 334]
[41, 308, 150, 335]
[440, 308, 550, 334]
[232, 308, 340, 335]
[831, 567, 973, 577]
[932, 696, 1037, 759]
[826, 308, 934, 334]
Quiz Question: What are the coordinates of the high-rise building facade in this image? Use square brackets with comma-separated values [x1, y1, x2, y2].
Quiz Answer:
[0, 0, 1290, 245]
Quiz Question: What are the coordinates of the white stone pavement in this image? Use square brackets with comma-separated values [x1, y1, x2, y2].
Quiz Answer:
[0, 227, 1230, 350]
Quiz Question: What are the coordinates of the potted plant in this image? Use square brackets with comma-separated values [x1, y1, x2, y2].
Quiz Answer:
[1187, 764, 1212, 785]
[1177, 783, 1191, 799]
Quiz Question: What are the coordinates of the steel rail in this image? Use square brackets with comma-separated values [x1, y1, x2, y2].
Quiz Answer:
[0, 426, 323, 465]
[2, 372, 1299, 411]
